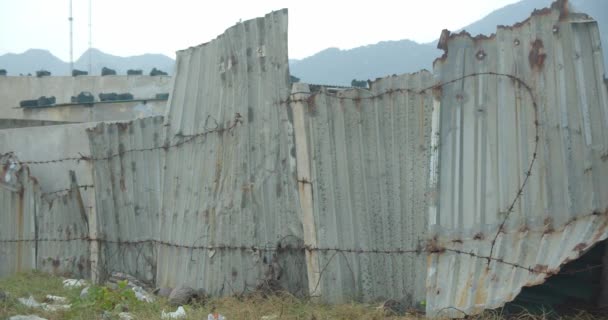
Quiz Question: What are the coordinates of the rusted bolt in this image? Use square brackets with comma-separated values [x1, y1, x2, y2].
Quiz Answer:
[476, 50, 487, 60]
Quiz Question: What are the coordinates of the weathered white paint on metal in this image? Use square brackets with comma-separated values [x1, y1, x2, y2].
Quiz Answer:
[428, 3, 608, 316]
[86, 116, 165, 283]
[292, 72, 434, 304]
[0, 158, 89, 279]
[36, 171, 90, 278]
[290, 83, 321, 297]
[0, 164, 36, 277]
[158, 10, 307, 294]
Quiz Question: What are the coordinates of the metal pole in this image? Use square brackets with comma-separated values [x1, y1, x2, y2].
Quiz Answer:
[69, 0, 73, 74]
[88, 0, 92, 74]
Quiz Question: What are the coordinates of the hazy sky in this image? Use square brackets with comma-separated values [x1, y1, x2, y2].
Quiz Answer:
[0, 0, 521, 61]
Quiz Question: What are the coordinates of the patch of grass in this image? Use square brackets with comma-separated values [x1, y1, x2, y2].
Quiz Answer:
[1, 271, 603, 319]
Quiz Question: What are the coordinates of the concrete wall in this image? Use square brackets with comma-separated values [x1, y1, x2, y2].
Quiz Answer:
[0, 75, 172, 122]
[0, 118, 73, 130]
[16, 100, 167, 123]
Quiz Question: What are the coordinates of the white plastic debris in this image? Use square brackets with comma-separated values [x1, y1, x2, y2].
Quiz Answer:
[80, 286, 90, 299]
[63, 279, 86, 288]
[119, 312, 134, 320]
[18, 296, 44, 308]
[45, 295, 68, 304]
[260, 316, 278, 320]
[132, 286, 155, 303]
[161, 306, 187, 319]
[8, 315, 48, 320]
[208, 312, 226, 320]
[44, 304, 71, 312]
[18, 295, 71, 311]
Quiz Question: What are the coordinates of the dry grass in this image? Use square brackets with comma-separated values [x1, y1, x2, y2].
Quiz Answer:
[0, 271, 604, 319]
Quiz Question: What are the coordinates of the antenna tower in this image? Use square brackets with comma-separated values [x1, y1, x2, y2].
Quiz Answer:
[69, 0, 74, 74]
[88, 0, 92, 74]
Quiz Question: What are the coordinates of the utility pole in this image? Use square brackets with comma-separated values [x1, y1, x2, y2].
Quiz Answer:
[69, 0, 74, 74]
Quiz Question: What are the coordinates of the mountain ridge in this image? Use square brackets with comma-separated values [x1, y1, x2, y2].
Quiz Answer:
[1, 0, 605, 84]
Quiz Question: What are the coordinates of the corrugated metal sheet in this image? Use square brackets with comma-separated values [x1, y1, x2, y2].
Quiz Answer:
[0, 154, 89, 278]
[158, 10, 307, 294]
[0, 155, 36, 277]
[428, 2, 608, 316]
[290, 72, 433, 303]
[36, 171, 90, 278]
[86, 116, 165, 283]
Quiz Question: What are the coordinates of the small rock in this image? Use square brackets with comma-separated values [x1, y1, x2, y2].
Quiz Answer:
[80, 286, 90, 299]
[162, 306, 187, 319]
[378, 299, 406, 316]
[102, 311, 112, 320]
[119, 312, 134, 320]
[168, 287, 195, 306]
[153, 287, 173, 298]
[132, 286, 155, 303]
[0, 290, 8, 301]
[8, 315, 48, 320]
[106, 282, 119, 291]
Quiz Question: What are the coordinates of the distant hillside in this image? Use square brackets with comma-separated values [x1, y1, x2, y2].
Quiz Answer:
[290, 0, 607, 86]
[0, 48, 174, 76]
[74, 48, 175, 76]
[0, 49, 69, 76]
[1, 0, 605, 83]
[289, 41, 438, 86]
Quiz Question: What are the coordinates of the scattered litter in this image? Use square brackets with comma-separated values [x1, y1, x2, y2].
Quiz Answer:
[63, 279, 86, 288]
[108, 272, 152, 291]
[132, 286, 155, 303]
[161, 306, 187, 319]
[8, 315, 48, 320]
[119, 312, 134, 320]
[43, 304, 71, 312]
[208, 312, 226, 320]
[18, 295, 71, 312]
[80, 286, 90, 299]
[18, 296, 44, 308]
[153, 287, 173, 298]
[44, 295, 68, 304]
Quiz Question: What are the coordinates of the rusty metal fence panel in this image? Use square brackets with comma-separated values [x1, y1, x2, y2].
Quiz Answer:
[428, 3, 608, 317]
[290, 72, 434, 304]
[36, 171, 90, 278]
[158, 9, 308, 295]
[0, 155, 36, 277]
[86, 116, 165, 283]
[1, 154, 89, 278]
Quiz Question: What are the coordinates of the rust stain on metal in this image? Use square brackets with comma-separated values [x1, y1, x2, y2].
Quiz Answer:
[474, 269, 489, 305]
[16, 190, 24, 272]
[573, 243, 588, 252]
[529, 39, 547, 70]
